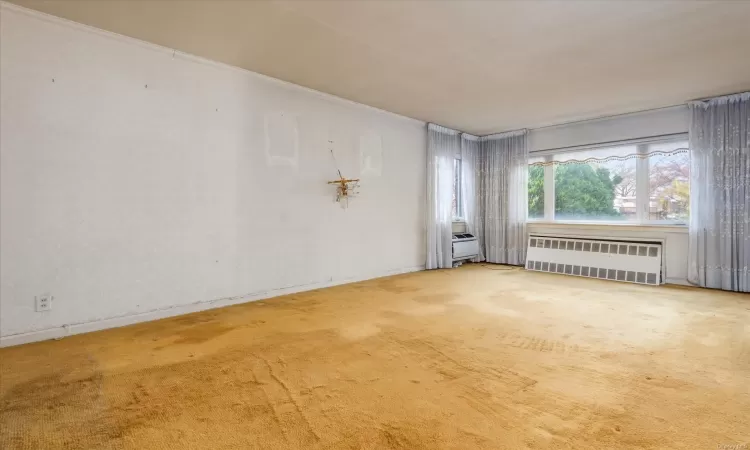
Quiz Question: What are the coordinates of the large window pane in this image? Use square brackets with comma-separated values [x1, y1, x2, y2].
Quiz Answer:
[528, 157, 545, 219]
[647, 141, 689, 223]
[553, 146, 638, 221]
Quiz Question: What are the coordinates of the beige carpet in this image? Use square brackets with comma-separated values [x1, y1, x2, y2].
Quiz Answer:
[1, 265, 749, 449]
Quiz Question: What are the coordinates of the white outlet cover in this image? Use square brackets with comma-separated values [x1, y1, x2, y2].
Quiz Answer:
[36, 294, 52, 312]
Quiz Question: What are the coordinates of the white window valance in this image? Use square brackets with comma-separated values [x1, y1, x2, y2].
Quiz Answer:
[529, 134, 688, 166]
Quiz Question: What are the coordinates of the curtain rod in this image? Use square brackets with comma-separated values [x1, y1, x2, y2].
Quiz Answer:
[439, 103, 684, 138]
[427, 122, 469, 136]
[481, 129, 527, 140]
[689, 91, 750, 106]
[691, 90, 750, 102]
[529, 90, 749, 131]
[432, 91, 746, 139]
[528, 104, 684, 133]
[530, 132, 687, 156]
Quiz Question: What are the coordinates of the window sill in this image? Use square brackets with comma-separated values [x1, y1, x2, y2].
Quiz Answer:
[527, 221, 688, 233]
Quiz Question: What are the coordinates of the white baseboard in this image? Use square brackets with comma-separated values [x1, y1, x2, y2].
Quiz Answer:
[665, 277, 690, 286]
[0, 265, 425, 348]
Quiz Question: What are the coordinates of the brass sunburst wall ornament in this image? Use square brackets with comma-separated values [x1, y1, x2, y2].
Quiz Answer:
[327, 140, 360, 208]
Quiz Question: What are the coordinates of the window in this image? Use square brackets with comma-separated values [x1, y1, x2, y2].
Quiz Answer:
[647, 141, 689, 223]
[527, 137, 689, 224]
[528, 156, 545, 219]
[452, 157, 463, 219]
[554, 145, 638, 222]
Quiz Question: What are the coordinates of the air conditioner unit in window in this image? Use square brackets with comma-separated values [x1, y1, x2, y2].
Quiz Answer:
[453, 233, 479, 263]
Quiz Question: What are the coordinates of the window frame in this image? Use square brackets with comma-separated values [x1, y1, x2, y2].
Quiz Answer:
[527, 134, 689, 226]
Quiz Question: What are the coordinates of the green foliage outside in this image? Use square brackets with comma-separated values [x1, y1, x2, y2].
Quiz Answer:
[528, 164, 623, 220]
[528, 166, 545, 217]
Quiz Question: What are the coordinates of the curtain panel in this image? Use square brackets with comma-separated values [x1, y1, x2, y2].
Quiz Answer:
[460, 134, 483, 262]
[688, 92, 750, 292]
[479, 131, 529, 265]
[426, 124, 460, 269]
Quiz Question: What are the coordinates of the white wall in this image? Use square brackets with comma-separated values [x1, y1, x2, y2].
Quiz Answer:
[0, 5, 426, 345]
[527, 106, 690, 285]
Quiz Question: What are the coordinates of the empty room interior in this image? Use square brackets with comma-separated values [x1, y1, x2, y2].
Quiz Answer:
[1, 1, 749, 449]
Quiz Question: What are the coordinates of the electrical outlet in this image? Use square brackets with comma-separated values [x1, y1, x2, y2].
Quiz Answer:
[36, 294, 52, 312]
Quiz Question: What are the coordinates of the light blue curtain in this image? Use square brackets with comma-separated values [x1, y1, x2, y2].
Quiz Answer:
[426, 124, 459, 269]
[688, 92, 750, 292]
[479, 130, 529, 265]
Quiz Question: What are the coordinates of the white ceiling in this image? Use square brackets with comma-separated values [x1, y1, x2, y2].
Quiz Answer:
[9, 0, 750, 135]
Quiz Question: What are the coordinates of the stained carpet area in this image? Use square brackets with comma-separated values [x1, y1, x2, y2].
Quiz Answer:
[1, 265, 749, 449]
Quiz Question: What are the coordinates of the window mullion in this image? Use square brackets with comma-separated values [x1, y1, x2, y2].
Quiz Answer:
[543, 156, 555, 221]
[635, 144, 649, 223]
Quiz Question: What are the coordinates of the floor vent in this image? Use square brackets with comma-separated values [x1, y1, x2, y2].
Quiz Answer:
[525, 236, 661, 285]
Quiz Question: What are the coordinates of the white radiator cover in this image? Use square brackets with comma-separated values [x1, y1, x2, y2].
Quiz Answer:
[525, 236, 662, 285]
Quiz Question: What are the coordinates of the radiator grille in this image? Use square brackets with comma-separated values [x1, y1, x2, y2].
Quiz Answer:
[526, 237, 662, 286]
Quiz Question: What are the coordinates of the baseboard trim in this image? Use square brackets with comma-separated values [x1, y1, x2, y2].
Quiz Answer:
[665, 277, 690, 286]
[0, 265, 425, 348]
